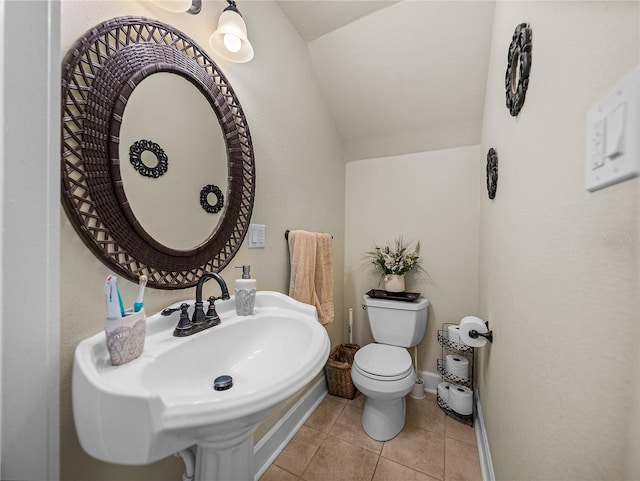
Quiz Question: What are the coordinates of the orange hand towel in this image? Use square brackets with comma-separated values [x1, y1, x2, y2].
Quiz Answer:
[288, 230, 334, 325]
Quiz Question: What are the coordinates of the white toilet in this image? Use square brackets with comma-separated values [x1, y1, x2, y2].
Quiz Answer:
[351, 294, 429, 441]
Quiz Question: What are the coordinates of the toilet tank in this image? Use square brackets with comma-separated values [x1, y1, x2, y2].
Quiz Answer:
[363, 295, 429, 347]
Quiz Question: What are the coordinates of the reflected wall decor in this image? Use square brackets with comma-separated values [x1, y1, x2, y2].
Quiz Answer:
[129, 140, 169, 179]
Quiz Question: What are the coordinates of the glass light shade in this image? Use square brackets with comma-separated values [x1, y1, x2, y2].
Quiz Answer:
[209, 10, 254, 63]
[149, 0, 192, 13]
[223, 34, 242, 53]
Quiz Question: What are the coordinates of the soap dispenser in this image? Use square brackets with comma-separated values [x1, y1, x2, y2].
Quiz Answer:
[235, 265, 256, 315]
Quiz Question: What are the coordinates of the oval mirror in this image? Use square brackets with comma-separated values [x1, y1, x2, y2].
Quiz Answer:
[60, 17, 255, 289]
[119, 72, 228, 251]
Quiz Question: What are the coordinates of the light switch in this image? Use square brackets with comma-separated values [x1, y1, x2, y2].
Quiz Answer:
[585, 66, 640, 192]
[604, 102, 626, 159]
[248, 224, 265, 248]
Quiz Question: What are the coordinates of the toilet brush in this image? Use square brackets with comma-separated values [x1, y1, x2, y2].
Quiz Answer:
[410, 345, 425, 399]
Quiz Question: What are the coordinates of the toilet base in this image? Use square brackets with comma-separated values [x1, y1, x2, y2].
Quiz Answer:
[361, 396, 406, 441]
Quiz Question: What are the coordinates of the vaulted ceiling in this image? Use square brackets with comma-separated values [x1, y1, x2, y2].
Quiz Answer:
[277, 1, 496, 161]
[277, 1, 400, 42]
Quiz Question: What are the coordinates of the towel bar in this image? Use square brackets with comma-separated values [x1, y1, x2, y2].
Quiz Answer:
[285, 230, 333, 240]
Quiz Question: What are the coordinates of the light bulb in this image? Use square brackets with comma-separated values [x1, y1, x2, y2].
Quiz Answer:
[223, 34, 242, 53]
[150, 0, 192, 13]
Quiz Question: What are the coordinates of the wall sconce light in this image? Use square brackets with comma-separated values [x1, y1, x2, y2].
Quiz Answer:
[150, 0, 202, 14]
[209, 0, 254, 63]
[149, 0, 253, 63]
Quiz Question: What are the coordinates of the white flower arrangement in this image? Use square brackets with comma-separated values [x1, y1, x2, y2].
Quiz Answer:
[365, 237, 424, 276]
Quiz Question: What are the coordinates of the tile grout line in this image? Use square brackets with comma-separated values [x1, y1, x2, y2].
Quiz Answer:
[369, 450, 382, 481]
[297, 428, 326, 481]
[298, 400, 348, 481]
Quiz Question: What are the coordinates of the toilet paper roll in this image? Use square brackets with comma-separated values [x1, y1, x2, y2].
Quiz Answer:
[447, 325, 461, 344]
[445, 354, 469, 381]
[459, 316, 489, 348]
[449, 385, 473, 415]
[437, 381, 452, 405]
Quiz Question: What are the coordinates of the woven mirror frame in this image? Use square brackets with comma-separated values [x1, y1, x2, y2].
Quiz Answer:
[61, 17, 255, 289]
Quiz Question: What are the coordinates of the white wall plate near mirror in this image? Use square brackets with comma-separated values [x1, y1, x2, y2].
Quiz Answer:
[61, 17, 255, 289]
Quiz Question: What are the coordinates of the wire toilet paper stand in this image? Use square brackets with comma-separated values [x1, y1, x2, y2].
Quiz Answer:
[436, 320, 493, 426]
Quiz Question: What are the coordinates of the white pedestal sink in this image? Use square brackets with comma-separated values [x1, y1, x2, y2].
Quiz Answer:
[72, 291, 330, 481]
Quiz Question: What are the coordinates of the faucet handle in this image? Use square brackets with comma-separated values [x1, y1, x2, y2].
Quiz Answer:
[206, 296, 217, 315]
[206, 296, 221, 326]
[173, 303, 193, 337]
[162, 303, 190, 316]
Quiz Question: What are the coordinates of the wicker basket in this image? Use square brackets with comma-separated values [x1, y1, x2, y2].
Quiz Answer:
[325, 343, 360, 399]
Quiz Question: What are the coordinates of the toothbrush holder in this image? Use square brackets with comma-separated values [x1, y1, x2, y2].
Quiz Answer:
[105, 309, 146, 366]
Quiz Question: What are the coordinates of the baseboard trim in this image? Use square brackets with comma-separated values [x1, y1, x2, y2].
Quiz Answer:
[253, 377, 328, 480]
[474, 386, 495, 481]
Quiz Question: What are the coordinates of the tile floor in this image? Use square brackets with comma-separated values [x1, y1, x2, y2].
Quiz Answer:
[260, 391, 482, 481]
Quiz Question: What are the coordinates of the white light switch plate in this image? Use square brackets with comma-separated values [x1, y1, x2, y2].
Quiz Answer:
[248, 224, 265, 248]
[585, 66, 640, 192]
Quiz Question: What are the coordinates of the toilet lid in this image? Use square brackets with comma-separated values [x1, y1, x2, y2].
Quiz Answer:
[353, 344, 413, 379]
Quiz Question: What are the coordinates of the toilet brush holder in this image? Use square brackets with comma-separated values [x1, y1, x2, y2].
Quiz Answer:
[410, 378, 425, 399]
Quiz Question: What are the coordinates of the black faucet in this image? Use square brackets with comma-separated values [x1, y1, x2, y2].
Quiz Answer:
[192, 272, 230, 325]
[163, 272, 230, 337]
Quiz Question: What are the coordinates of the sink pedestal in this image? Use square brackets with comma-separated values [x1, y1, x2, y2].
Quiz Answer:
[194, 427, 254, 481]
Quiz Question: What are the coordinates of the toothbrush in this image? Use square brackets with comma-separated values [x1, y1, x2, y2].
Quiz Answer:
[134, 275, 148, 313]
[105, 276, 122, 320]
[117, 284, 126, 318]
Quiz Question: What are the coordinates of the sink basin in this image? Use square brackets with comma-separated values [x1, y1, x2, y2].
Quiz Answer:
[73, 291, 330, 479]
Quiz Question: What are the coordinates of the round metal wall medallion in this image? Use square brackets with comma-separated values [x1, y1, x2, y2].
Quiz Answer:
[200, 184, 224, 214]
[129, 139, 168, 178]
[505, 23, 532, 117]
[486, 148, 498, 199]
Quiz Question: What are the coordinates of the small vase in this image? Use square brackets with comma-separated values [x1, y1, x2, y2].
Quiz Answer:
[384, 274, 405, 293]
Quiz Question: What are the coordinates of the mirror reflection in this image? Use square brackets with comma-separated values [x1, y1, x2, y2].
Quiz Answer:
[141, 151, 159, 169]
[119, 72, 228, 251]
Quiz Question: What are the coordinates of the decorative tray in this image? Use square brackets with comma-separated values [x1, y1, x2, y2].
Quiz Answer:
[365, 289, 421, 302]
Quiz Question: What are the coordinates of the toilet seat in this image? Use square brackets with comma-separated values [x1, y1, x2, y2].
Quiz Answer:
[353, 344, 413, 381]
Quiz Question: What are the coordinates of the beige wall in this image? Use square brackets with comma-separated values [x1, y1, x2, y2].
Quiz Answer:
[60, 2, 345, 480]
[344, 146, 480, 376]
[477, 2, 639, 480]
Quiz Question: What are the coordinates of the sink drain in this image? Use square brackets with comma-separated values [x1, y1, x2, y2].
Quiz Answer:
[213, 375, 233, 391]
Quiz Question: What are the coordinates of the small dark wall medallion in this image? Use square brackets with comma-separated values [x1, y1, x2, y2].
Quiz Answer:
[200, 184, 224, 213]
[505, 23, 532, 117]
[129, 140, 168, 178]
[486, 148, 498, 199]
